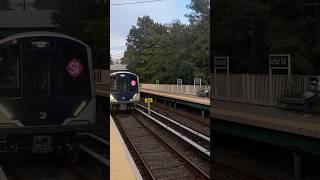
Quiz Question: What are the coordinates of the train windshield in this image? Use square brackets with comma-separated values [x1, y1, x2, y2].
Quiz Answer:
[61, 40, 90, 96]
[112, 73, 138, 93]
[21, 37, 91, 97]
[0, 41, 20, 97]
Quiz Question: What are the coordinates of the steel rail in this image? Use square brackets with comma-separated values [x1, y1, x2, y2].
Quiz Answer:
[79, 144, 109, 166]
[135, 107, 210, 157]
[136, 103, 210, 141]
[0, 166, 7, 180]
[78, 132, 110, 146]
[133, 114, 210, 179]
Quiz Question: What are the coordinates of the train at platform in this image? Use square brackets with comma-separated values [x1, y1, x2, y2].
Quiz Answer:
[110, 71, 140, 111]
[0, 31, 95, 153]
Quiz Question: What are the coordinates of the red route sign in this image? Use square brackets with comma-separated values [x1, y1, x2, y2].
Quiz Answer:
[131, 80, 136, 86]
[66, 58, 83, 78]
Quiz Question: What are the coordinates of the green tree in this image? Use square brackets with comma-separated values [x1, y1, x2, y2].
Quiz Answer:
[122, 0, 210, 84]
[0, 0, 10, 10]
[214, 0, 320, 74]
[33, 0, 58, 9]
[52, 0, 108, 69]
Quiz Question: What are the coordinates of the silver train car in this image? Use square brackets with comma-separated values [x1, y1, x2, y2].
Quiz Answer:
[0, 32, 95, 153]
[110, 71, 140, 110]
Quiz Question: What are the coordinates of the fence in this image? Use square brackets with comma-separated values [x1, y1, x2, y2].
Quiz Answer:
[141, 83, 204, 96]
[212, 74, 320, 106]
[93, 69, 109, 84]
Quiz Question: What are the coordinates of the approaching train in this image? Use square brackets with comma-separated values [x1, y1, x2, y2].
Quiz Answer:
[110, 71, 140, 110]
[0, 32, 95, 153]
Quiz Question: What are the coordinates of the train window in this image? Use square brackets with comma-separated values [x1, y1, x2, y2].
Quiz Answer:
[31, 52, 49, 97]
[116, 74, 138, 93]
[118, 78, 127, 93]
[0, 42, 20, 97]
[61, 41, 89, 95]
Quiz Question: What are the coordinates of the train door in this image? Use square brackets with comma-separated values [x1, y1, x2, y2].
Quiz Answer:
[21, 38, 60, 125]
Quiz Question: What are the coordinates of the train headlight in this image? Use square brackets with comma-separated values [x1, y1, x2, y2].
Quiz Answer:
[73, 101, 87, 117]
[0, 104, 13, 120]
[110, 94, 117, 102]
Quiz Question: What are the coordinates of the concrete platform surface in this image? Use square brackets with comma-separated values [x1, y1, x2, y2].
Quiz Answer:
[110, 116, 142, 180]
[212, 100, 320, 139]
[141, 88, 210, 106]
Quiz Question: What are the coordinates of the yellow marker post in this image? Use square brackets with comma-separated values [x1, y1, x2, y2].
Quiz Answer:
[144, 98, 153, 115]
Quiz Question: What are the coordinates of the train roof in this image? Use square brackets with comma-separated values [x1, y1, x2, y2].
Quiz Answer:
[0, 31, 89, 48]
[110, 71, 138, 77]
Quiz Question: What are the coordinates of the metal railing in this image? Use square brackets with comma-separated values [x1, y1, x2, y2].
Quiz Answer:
[141, 84, 203, 96]
[93, 69, 109, 84]
[212, 74, 320, 106]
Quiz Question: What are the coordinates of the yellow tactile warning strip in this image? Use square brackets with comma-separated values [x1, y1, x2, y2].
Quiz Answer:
[141, 89, 210, 106]
[110, 116, 143, 180]
[212, 108, 320, 139]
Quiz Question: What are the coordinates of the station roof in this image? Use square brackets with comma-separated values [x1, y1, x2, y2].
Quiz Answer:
[0, 10, 56, 28]
[110, 64, 128, 71]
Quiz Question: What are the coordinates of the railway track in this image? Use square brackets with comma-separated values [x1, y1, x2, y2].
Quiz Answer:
[136, 103, 210, 157]
[78, 132, 110, 166]
[0, 166, 8, 180]
[139, 100, 209, 127]
[113, 113, 209, 179]
[137, 101, 209, 136]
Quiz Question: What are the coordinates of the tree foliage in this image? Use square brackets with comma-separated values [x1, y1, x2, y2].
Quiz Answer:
[0, 0, 10, 10]
[122, 0, 210, 84]
[44, 0, 108, 69]
[214, 0, 320, 74]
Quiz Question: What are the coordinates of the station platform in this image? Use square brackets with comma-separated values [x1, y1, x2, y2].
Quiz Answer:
[110, 116, 142, 180]
[212, 100, 320, 139]
[141, 88, 209, 106]
[212, 100, 320, 154]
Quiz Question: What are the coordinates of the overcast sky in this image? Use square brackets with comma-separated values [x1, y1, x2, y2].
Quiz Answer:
[110, 0, 190, 61]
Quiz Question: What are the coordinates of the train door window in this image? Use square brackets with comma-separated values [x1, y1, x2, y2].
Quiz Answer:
[30, 52, 50, 97]
[0, 42, 20, 97]
[61, 40, 89, 95]
[118, 76, 127, 93]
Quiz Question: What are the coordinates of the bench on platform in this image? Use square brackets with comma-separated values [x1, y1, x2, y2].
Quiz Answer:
[278, 97, 304, 111]
[278, 97, 320, 112]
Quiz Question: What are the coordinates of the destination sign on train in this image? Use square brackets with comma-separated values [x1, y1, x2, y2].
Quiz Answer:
[214, 57, 228, 67]
[269, 54, 290, 67]
[28, 40, 56, 49]
[145, 98, 153, 103]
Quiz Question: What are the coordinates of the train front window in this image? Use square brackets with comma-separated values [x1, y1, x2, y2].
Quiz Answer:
[61, 40, 89, 95]
[31, 52, 50, 97]
[117, 74, 138, 93]
[0, 42, 20, 97]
